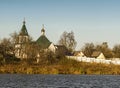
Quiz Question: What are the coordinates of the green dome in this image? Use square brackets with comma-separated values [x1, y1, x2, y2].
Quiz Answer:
[36, 35, 51, 49]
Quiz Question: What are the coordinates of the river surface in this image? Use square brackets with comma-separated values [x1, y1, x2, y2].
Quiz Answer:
[0, 74, 120, 88]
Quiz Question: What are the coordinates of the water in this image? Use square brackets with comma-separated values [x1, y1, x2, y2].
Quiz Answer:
[0, 74, 120, 88]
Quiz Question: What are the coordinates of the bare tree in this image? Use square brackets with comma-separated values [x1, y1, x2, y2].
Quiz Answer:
[0, 38, 17, 63]
[10, 31, 33, 44]
[58, 31, 77, 52]
[81, 43, 95, 57]
[25, 43, 40, 60]
[113, 44, 120, 58]
[95, 42, 113, 58]
[10, 31, 18, 45]
[0, 38, 13, 55]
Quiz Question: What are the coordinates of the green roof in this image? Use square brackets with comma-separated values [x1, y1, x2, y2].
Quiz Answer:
[19, 21, 28, 36]
[36, 35, 51, 49]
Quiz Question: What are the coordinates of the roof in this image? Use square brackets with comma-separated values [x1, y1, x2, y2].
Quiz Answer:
[54, 45, 66, 48]
[74, 51, 85, 56]
[36, 35, 51, 49]
[19, 21, 28, 36]
[91, 51, 101, 58]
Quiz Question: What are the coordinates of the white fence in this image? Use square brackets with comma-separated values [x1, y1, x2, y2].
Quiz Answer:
[66, 56, 120, 65]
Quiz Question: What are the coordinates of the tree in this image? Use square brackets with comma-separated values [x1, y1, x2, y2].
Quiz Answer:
[10, 31, 18, 45]
[58, 31, 77, 52]
[10, 31, 33, 59]
[0, 38, 19, 63]
[81, 43, 95, 57]
[25, 43, 40, 61]
[0, 38, 13, 55]
[95, 42, 113, 58]
[113, 44, 120, 58]
[10, 31, 33, 44]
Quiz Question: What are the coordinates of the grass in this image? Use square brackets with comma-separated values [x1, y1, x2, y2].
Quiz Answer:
[0, 58, 120, 74]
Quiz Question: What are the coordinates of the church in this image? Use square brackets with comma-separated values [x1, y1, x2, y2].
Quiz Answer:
[14, 20, 68, 60]
[14, 20, 29, 59]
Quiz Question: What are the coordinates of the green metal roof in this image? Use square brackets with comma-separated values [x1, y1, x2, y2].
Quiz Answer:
[19, 21, 28, 36]
[36, 35, 51, 49]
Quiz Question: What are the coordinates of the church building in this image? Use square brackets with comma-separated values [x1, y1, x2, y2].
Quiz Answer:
[36, 25, 52, 50]
[15, 20, 52, 59]
[14, 20, 68, 60]
[15, 20, 30, 59]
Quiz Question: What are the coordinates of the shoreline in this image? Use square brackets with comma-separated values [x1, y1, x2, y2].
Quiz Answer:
[0, 60, 120, 75]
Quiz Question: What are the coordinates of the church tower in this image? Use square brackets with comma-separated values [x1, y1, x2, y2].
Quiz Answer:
[15, 20, 29, 59]
[18, 20, 29, 43]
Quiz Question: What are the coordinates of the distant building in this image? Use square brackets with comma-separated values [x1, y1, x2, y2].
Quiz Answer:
[91, 51, 105, 59]
[36, 25, 68, 57]
[14, 20, 30, 59]
[35, 25, 61, 53]
[14, 21, 68, 60]
[74, 51, 85, 57]
[36, 25, 52, 50]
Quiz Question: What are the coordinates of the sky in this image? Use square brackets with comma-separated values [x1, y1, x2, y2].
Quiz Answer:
[0, 0, 120, 50]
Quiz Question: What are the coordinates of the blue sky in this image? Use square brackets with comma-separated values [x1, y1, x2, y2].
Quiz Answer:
[0, 0, 120, 50]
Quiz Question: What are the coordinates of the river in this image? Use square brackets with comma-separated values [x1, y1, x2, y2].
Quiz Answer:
[0, 74, 120, 88]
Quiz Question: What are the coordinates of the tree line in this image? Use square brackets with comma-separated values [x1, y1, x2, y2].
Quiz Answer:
[0, 31, 77, 64]
[0, 30, 120, 65]
[81, 42, 120, 59]
[58, 31, 120, 59]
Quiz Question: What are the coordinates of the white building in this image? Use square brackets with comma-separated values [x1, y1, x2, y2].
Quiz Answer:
[91, 51, 105, 59]
[15, 20, 30, 59]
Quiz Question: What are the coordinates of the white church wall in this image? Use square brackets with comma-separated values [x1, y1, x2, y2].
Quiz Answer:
[48, 43, 56, 53]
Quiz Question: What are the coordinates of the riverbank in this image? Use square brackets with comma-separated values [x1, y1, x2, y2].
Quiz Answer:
[0, 58, 120, 75]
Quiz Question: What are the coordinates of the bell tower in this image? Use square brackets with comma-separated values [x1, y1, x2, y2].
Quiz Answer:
[15, 19, 29, 59]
